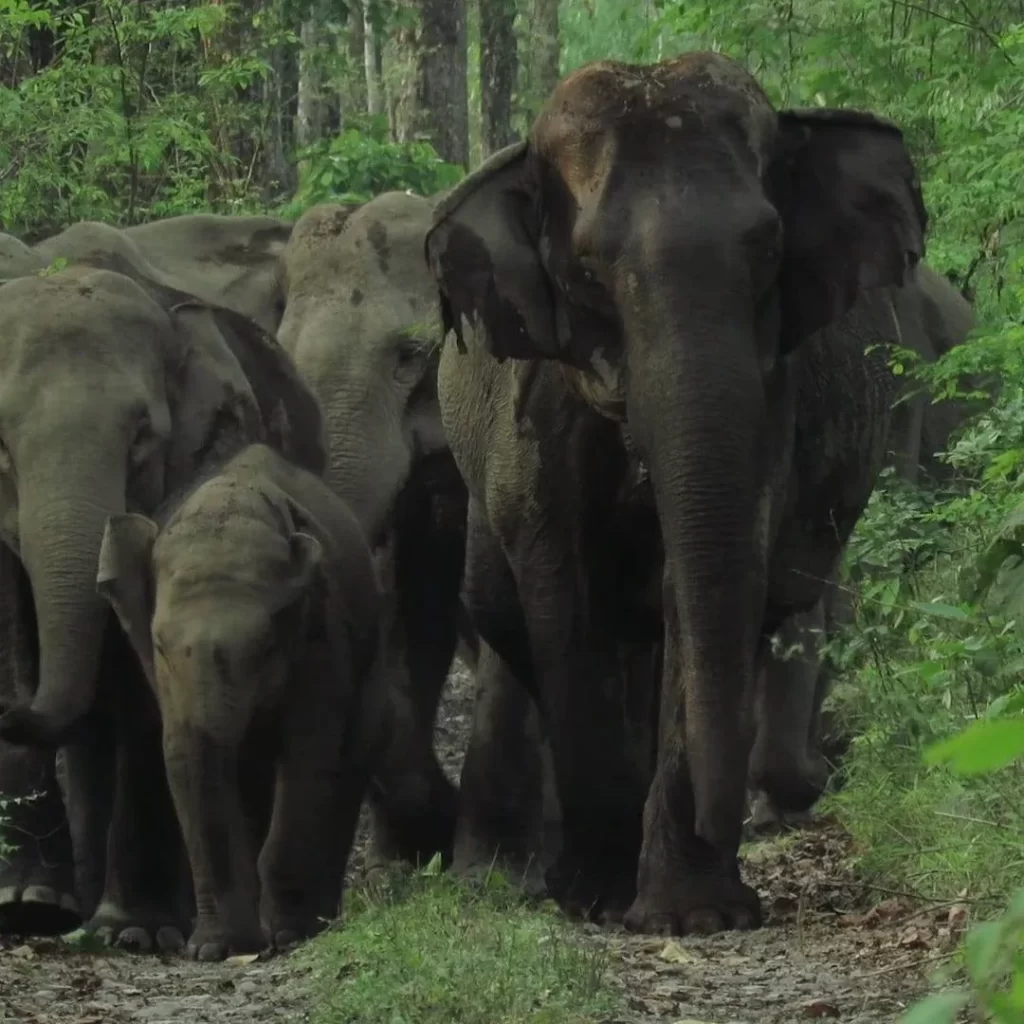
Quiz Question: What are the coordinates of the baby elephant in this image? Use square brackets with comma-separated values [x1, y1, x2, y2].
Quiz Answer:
[96, 444, 388, 961]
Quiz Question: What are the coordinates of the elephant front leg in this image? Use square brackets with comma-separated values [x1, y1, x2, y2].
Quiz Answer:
[259, 656, 374, 947]
[162, 722, 264, 962]
[624, 585, 761, 936]
[747, 597, 830, 835]
[453, 639, 549, 897]
[89, 667, 191, 953]
[0, 544, 80, 936]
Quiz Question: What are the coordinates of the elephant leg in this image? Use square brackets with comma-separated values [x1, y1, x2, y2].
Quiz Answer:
[747, 596, 830, 834]
[59, 714, 115, 921]
[625, 583, 762, 936]
[493, 518, 644, 923]
[453, 638, 547, 896]
[164, 719, 263, 962]
[0, 543, 80, 936]
[89, 640, 190, 953]
[366, 479, 463, 869]
[260, 647, 376, 948]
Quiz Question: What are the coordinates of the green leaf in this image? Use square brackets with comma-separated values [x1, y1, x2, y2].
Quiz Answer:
[911, 601, 972, 621]
[925, 716, 1024, 775]
[899, 991, 969, 1024]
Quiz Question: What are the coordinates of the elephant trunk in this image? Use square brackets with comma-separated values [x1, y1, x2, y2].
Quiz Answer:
[628, 326, 769, 853]
[2, 462, 128, 746]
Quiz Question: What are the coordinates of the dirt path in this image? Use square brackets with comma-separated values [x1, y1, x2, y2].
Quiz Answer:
[0, 664, 957, 1024]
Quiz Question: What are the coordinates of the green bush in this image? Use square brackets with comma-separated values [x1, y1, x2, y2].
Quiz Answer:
[282, 114, 465, 216]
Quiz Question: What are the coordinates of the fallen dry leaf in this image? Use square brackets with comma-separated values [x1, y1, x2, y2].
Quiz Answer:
[224, 953, 261, 967]
[658, 940, 695, 965]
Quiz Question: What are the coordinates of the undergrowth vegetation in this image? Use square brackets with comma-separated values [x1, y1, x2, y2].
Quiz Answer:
[296, 865, 614, 1024]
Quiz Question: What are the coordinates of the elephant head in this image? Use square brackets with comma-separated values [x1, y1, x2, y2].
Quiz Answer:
[0, 258, 325, 747]
[123, 214, 294, 334]
[277, 195, 446, 544]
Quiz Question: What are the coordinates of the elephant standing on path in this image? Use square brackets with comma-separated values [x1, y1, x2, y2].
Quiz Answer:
[276, 195, 468, 869]
[0, 231, 325, 944]
[427, 51, 926, 934]
[97, 444, 388, 961]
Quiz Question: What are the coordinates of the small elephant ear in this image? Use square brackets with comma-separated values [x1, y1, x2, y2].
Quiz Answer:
[96, 514, 159, 681]
[426, 142, 560, 362]
[772, 108, 928, 350]
[281, 531, 323, 608]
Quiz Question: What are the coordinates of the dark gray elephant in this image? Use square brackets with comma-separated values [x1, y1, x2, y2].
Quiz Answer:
[747, 262, 979, 832]
[426, 52, 925, 934]
[0, 230, 325, 945]
[276, 195, 468, 869]
[97, 444, 388, 961]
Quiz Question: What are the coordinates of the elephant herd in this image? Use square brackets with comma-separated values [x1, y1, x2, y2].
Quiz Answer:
[0, 50, 981, 956]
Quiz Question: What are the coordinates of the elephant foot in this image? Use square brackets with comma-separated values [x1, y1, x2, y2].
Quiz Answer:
[367, 779, 459, 869]
[746, 790, 817, 837]
[452, 846, 548, 900]
[0, 857, 81, 937]
[748, 751, 828, 816]
[623, 874, 762, 936]
[546, 847, 637, 925]
[186, 921, 266, 963]
[261, 912, 325, 951]
[87, 902, 186, 954]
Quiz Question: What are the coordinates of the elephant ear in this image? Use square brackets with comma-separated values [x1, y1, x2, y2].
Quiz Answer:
[426, 142, 560, 362]
[772, 109, 928, 350]
[96, 514, 159, 683]
[163, 301, 266, 487]
[202, 304, 328, 475]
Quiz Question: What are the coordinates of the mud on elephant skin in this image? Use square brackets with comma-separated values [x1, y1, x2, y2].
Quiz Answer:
[0, 261, 327, 945]
[97, 444, 388, 961]
[277, 196, 469, 871]
[427, 51, 926, 935]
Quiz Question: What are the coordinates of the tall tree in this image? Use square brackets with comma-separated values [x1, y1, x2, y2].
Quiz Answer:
[527, 0, 558, 119]
[363, 0, 383, 115]
[479, 0, 518, 154]
[415, 0, 469, 168]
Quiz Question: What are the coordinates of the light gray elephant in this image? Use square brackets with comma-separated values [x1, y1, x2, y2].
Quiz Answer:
[97, 444, 388, 961]
[276, 196, 468, 871]
[26, 214, 292, 334]
[0, 232, 326, 947]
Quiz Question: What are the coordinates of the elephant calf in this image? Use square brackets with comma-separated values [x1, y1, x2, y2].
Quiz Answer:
[95, 444, 388, 960]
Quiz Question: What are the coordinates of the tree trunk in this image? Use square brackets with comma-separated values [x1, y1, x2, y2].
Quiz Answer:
[364, 0, 383, 116]
[415, 0, 469, 168]
[343, 1, 366, 118]
[526, 0, 559, 120]
[479, 0, 518, 154]
[296, 13, 324, 154]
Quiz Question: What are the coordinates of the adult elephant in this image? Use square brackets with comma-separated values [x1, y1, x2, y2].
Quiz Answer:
[28, 214, 291, 334]
[276, 195, 467, 868]
[0, 228, 325, 944]
[426, 52, 926, 934]
[747, 262, 980, 832]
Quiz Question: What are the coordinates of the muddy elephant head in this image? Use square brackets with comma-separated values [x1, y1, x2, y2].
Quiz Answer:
[0, 253, 325, 747]
[277, 195, 446, 544]
[427, 50, 925, 673]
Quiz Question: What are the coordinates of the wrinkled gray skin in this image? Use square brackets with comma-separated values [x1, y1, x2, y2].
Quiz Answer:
[31, 214, 291, 333]
[747, 262, 979, 833]
[427, 52, 926, 934]
[0, 233, 45, 278]
[277, 195, 468, 868]
[0, 230, 326, 946]
[97, 444, 388, 961]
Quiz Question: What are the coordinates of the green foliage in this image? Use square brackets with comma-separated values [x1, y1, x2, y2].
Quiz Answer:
[282, 114, 465, 216]
[296, 863, 616, 1024]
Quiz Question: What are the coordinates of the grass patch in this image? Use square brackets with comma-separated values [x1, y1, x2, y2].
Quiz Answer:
[825, 730, 1024, 904]
[296, 865, 618, 1024]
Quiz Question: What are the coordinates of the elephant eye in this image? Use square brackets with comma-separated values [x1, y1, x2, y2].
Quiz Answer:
[0, 436, 12, 474]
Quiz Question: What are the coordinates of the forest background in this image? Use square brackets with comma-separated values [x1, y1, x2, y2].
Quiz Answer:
[1, 0, 1024, 1020]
